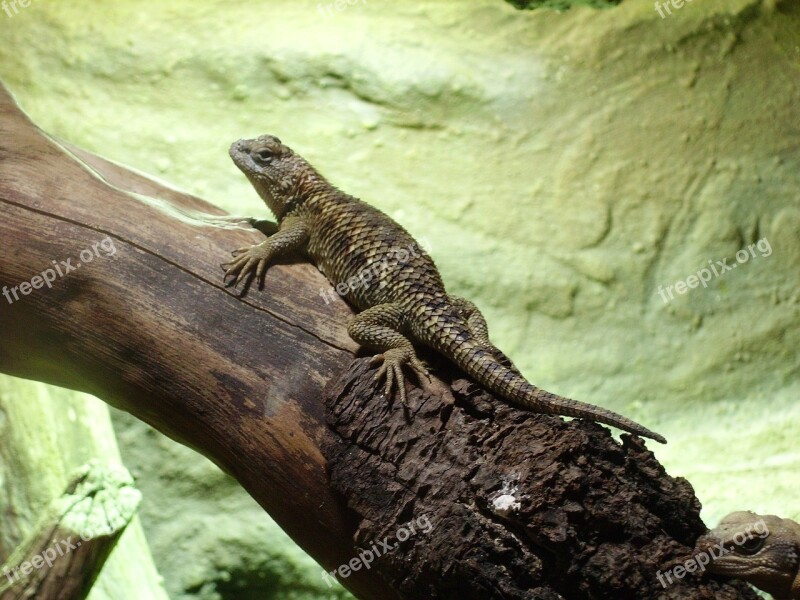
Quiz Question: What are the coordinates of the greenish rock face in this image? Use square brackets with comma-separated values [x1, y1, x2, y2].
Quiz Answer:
[1, 0, 798, 598]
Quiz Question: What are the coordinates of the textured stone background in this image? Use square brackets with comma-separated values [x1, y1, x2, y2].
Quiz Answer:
[1, 0, 798, 598]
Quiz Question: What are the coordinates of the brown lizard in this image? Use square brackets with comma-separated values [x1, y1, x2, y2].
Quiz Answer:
[697, 511, 800, 599]
[221, 134, 666, 444]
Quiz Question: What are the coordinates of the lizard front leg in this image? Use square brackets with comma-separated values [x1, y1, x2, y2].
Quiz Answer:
[348, 303, 429, 406]
[223, 215, 308, 287]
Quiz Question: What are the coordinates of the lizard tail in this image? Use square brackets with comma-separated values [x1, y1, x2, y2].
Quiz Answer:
[428, 325, 666, 444]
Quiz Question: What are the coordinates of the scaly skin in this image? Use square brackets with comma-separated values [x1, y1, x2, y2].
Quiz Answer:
[697, 511, 800, 600]
[222, 135, 666, 444]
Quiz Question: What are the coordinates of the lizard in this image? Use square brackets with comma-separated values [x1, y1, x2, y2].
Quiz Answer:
[221, 134, 666, 444]
[695, 511, 800, 600]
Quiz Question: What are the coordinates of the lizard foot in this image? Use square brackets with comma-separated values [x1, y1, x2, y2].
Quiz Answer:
[369, 348, 430, 407]
[222, 241, 272, 288]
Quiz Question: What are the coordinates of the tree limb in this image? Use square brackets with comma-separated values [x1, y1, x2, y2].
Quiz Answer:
[0, 83, 760, 599]
[0, 463, 140, 600]
[0, 83, 391, 599]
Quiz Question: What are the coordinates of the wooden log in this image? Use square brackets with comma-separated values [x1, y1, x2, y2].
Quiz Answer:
[0, 463, 140, 600]
[0, 83, 390, 599]
[323, 360, 761, 599]
[0, 83, 761, 599]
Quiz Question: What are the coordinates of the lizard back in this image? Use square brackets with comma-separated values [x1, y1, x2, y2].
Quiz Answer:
[301, 188, 448, 314]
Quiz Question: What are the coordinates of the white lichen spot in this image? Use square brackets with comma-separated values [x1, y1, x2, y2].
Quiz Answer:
[67, 407, 77, 422]
[491, 477, 522, 517]
[492, 493, 521, 517]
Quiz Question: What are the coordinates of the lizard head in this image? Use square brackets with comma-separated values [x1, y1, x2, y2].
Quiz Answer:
[229, 135, 321, 218]
[696, 511, 800, 600]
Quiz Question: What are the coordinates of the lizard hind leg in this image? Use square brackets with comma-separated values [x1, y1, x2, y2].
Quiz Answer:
[347, 303, 429, 406]
[449, 295, 521, 375]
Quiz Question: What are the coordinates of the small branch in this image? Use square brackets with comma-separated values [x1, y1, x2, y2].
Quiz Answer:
[0, 463, 140, 600]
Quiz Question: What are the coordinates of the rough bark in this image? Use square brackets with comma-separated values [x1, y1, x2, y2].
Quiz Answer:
[0, 83, 759, 599]
[324, 360, 760, 600]
[0, 464, 140, 600]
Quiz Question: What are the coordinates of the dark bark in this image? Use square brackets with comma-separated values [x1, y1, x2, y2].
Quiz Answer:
[324, 359, 760, 600]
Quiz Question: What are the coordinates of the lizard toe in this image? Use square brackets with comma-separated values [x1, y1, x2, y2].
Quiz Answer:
[367, 349, 418, 405]
[409, 356, 431, 383]
[234, 258, 258, 286]
[371, 357, 389, 387]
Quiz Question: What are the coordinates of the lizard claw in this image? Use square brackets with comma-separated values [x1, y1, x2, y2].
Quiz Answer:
[222, 242, 272, 288]
[369, 348, 431, 407]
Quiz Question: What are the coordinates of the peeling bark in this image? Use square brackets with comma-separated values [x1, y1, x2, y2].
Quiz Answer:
[324, 359, 760, 600]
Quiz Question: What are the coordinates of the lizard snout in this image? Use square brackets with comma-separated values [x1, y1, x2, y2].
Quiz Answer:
[229, 139, 250, 156]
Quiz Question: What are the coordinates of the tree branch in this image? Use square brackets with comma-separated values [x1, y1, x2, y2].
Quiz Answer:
[0, 83, 759, 599]
[0, 83, 392, 599]
[0, 463, 140, 600]
[324, 362, 760, 599]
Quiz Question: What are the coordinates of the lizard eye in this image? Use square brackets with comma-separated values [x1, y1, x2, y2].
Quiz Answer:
[253, 148, 274, 164]
[737, 537, 765, 555]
